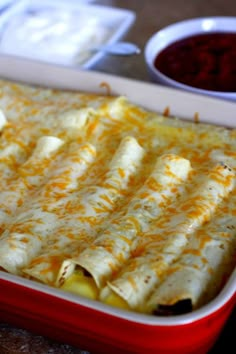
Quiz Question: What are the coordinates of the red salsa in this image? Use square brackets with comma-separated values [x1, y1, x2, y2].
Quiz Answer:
[154, 32, 236, 92]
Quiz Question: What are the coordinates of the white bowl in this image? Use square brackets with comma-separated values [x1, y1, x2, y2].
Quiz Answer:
[144, 17, 236, 101]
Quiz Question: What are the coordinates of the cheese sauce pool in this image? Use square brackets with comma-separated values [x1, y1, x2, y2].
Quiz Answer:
[154, 32, 236, 92]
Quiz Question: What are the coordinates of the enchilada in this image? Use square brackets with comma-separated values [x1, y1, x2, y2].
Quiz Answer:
[0, 78, 235, 316]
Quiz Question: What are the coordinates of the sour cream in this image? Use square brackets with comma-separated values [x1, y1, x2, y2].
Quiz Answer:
[0, 6, 112, 65]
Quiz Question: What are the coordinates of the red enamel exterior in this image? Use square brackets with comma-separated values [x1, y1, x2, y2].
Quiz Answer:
[0, 57, 235, 354]
[0, 277, 235, 354]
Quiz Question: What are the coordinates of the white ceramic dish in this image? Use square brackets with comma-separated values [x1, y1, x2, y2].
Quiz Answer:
[0, 0, 136, 69]
[0, 54, 235, 128]
[144, 16, 236, 101]
[0, 58, 235, 354]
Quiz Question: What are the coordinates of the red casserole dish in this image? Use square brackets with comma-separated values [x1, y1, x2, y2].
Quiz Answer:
[0, 270, 235, 354]
[0, 56, 235, 354]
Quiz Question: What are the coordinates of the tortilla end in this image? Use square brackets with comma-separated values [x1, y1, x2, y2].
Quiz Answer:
[152, 299, 193, 316]
[60, 268, 99, 300]
[102, 290, 131, 311]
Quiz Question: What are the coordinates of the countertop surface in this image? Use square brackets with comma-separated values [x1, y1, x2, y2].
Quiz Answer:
[0, 0, 236, 353]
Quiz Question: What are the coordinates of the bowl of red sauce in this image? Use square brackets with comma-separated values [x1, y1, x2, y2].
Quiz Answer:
[144, 17, 236, 101]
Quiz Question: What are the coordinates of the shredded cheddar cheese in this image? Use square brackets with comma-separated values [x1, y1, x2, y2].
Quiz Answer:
[0, 78, 235, 316]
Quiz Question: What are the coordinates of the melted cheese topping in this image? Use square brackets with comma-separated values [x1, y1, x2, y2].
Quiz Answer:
[0, 78, 235, 315]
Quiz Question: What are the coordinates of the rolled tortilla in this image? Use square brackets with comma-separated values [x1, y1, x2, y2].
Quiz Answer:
[0, 141, 97, 274]
[101, 162, 235, 310]
[146, 209, 236, 315]
[0, 109, 7, 130]
[52, 107, 94, 140]
[23, 136, 145, 284]
[0, 136, 64, 229]
[0, 130, 32, 186]
[0, 107, 92, 189]
[61, 154, 192, 290]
